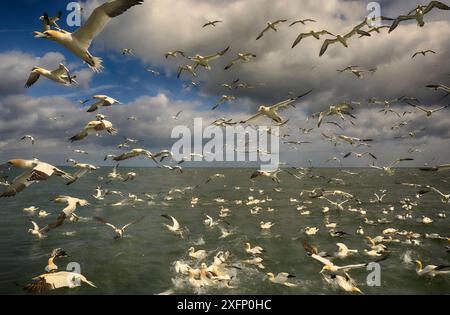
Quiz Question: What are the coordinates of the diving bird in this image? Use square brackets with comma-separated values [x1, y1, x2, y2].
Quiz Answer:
[79, 95, 122, 112]
[188, 46, 230, 70]
[292, 30, 334, 48]
[412, 50, 436, 58]
[20, 135, 36, 145]
[45, 248, 68, 272]
[241, 90, 312, 124]
[0, 159, 74, 198]
[203, 20, 222, 28]
[25, 63, 77, 88]
[94, 216, 144, 239]
[256, 20, 288, 40]
[34, 0, 145, 72]
[161, 214, 186, 238]
[44, 196, 90, 232]
[122, 48, 134, 56]
[69, 117, 117, 142]
[24, 271, 96, 293]
[224, 53, 257, 70]
[389, 1, 450, 33]
[289, 19, 316, 26]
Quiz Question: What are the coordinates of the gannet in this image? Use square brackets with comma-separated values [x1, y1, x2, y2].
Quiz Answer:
[39, 11, 63, 30]
[241, 90, 312, 124]
[245, 243, 265, 255]
[305, 227, 319, 235]
[317, 103, 355, 127]
[203, 215, 218, 228]
[23, 206, 39, 213]
[312, 254, 369, 276]
[44, 196, 89, 232]
[289, 19, 316, 27]
[344, 152, 377, 160]
[38, 210, 50, 218]
[164, 50, 185, 58]
[94, 216, 144, 239]
[105, 148, 158, 163]
[0, 159, 74, 197]
[177, 65, 197, 78]
[106, 164, 123, 182]
[25, 63, 77, 88]
[322, 274, 362, 294]
[24, 271, 96, 293]
[79, 95, 122, 112]
[28, 221, 45, 239]
[34, 0, 145, 72]
[188, 247, 207, 260]
[218, 225, 234, 239]
[335, 243, 358, 259]
[256, 20, 288, 40]
[203, 20, 223, 28]
[415, 260, 450, 276]
[45, 248, 68, 272]
[242, 257, 265, 269]
[266, 272, 297, 287]
[412, 50, 436, 58]
[370, 158, 414, 176]
[122, 48, 134, 56]
[428, 187, 450, 203]
[260, 221, 274, 230]
[250, 170, 281, 183]
[188, 46, 229, 70]
[337, 66, 365, 79]
[66, 159, 98, 185]
[161, 214, 185, 238]
[21, 135, 36, 145]
[224, 52, 257, 70]
[212, 95, 236, 110]
[69, 117, 117, 142]
[205, 173, 225, 184]
[172, 110, 183, 120]
[292, 30, 334, 48]
[92, 186, 105, 200]
[74, 149, 88, 155]
[389, 1, 450, 33]
[408, 102, 448, 117]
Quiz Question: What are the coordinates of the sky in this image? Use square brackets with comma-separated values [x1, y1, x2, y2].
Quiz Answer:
[0, 0, 449, 168]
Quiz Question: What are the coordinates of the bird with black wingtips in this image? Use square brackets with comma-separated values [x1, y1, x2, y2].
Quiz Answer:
[94, 216, 145, 239]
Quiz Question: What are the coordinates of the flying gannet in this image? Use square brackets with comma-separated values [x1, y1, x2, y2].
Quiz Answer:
[45, 248, 68, 272]
[161, 214, 186, 238]
[34, 0, 145, 72]
[20, 135, 36, 145]
[224, 53, 257, 70]
[177, 65, 197, 78]
[95, 216, 144, 239]
[250, 170, 281, 183]
[25, 63, 77, 88]
[69, 116, 117, 142]
[292, 30, 334, 48]
[66, 159, 98, 185]
[289, 19, 316, 27]
[203, 20, 223, 28]
[39, 11, 63, 30]
[164, 50, 185, 58]
[370, 158, 414, 176]
[412, 50, 436, 58]
[28, 220, 46, 239]
[256, 20, 288, 40]
[0, 159, 74, 197]
[79, 95, 122, 112]
[43, 196, 90, 232]
[241, 90, 312, 124]
[24, 271, 96, 293]
[188, 46, 230, 70]
[212, 95, 236, 110]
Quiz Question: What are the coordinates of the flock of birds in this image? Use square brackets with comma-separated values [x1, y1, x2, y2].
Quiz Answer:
[0, 0, 449, 294]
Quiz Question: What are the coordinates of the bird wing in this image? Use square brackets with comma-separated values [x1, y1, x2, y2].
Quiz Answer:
[31, 220, 39, 231]
[423, 1, 450, 14]
[311, 253, 334, 266]
[51, 63, 69, 77]
[319, 38, 338, 56]
[0, 169, 36, 197]
[256, 25, 270, 40]
[271, 90, 312, 110]
[73, 0, 144, 50]
[203, 46, 230, 61]
[389, 15, 415, 33]
[25, 71, 40, 88]
[241, 112, 263, 124]
[94, 216, 117, 230]
[122, 216, 145, 230]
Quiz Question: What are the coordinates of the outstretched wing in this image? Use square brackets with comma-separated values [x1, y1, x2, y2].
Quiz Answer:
[73, 0, 144, 50]
[25, 71, 40, 88]
[122, 216, 145, 230]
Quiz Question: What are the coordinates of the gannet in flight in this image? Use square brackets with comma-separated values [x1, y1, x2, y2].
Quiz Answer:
[172, 110, 183, 120]
[66, 160, 98, 185]
[415, 260, 450, 276]
[164, 50, 185, 58]
[203, 20, 223, 28]
[34, 0, 145, 72]
[39, 11, 63, 30]
[161, 214, 186, 238]
[21, 135, 36, 145]
[337, 66, 365, 79]
[260, 221, 274, 230]
[74, 149, 88, 155]
[412, 50, 436, 58]
[177, 65, 197, 78]
[408, 102, 448, 117]
[0, 159, 74, 197]
[317, 103, 356, 127]
[95, 216, 144, 239]
[80, 95, 122, 112]
[289, 19, 316, 27]
[205, 173, 225, 184]
[122, 48, 134, 56]
[256, 20, 288, 40]
[69, 117, 117, 142]
[266, 272, 297, 287]
[389, 1, 450, 33]
[212, 95, 235, 110]
[45, 248, 68, 272]
[44, 196, 90, 232]
[250, 170, 281, 183]
[292, 30, 334, 48]
[188, 46, 230, 70]
[24, 271, 96, 293]
[106, 164, 123, 182]
[241, 90, 312, 124]
[370, 158, 414, 176]
[25, 63, 77, 88]
[343, 152, 377, 160]
[104, 148, 158, 163]
[224, 53, 256, 70]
